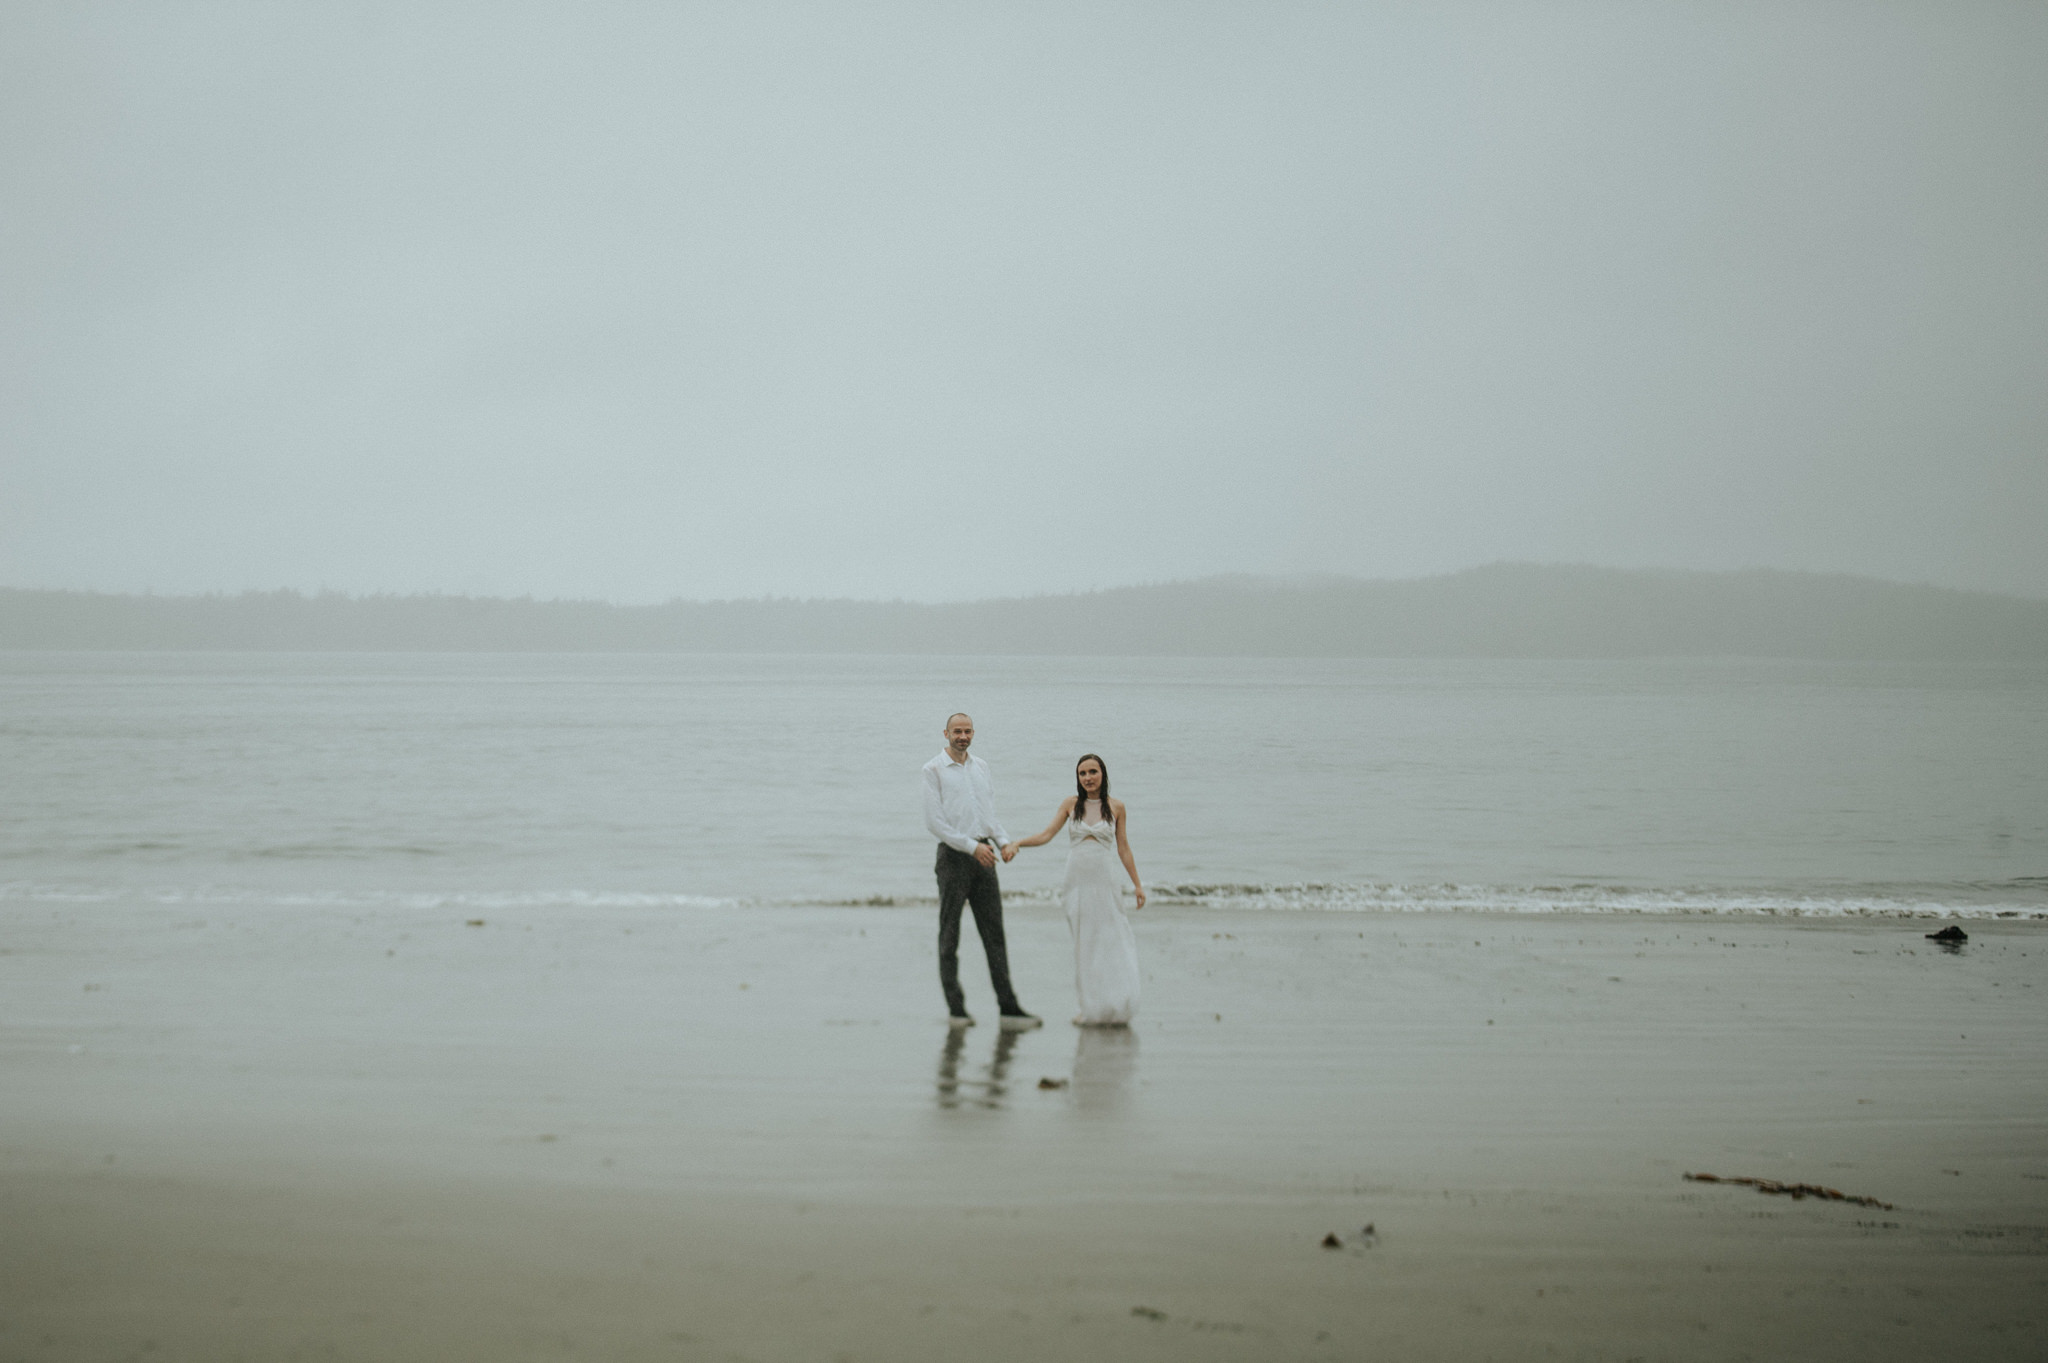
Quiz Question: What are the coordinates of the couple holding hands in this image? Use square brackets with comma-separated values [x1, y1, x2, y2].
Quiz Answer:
[920, 713, 1145, 1031]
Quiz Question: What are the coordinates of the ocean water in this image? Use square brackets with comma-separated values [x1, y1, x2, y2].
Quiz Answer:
[3, 652, 2044, 919]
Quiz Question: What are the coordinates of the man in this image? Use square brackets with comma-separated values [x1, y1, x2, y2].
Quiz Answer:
[922, 712, 1041, 1030]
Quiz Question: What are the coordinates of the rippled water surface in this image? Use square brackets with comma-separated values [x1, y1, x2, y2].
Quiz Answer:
[4, 652, 2044, 916]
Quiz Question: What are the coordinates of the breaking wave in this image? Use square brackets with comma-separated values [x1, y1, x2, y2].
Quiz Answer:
[0, 883, 739, 911]
[1126, 879, 2048, 919]
[7, 879, 2045, 919]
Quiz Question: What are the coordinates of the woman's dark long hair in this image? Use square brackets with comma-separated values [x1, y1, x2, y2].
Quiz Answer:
[1073, 753, 1110, 822]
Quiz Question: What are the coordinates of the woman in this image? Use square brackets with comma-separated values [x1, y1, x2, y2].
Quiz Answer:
[1013, 754, 1146, 1026]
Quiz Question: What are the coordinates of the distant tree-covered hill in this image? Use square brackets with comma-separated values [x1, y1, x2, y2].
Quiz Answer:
[2, 565, 2044, 658]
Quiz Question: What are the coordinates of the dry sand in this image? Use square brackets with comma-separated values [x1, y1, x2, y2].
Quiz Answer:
[3, 899, 2045, 1361]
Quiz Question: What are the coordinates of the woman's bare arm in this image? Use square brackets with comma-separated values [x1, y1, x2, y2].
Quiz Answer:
[1111, 799, 1146, 908]
[1013, 797, 1075, 849]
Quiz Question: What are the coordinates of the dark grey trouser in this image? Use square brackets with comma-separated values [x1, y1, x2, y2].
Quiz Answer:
[935, 841, 1021, 1017]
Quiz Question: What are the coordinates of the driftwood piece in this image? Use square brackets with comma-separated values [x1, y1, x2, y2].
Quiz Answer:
[1684, 1172, 1894, 1210]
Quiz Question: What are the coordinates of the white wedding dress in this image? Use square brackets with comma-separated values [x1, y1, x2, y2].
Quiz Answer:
[1064, 812, 1140, 1026]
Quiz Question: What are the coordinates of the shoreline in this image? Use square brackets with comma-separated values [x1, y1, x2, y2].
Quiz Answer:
[8, 880, 2047, 921]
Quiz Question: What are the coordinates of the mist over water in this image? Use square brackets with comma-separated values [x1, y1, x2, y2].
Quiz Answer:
[5, 653, 2043, 919]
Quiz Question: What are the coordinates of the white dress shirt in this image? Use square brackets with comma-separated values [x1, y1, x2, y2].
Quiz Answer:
[923, 750, 1010, 854]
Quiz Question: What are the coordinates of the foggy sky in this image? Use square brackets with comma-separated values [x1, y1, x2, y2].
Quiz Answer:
[4, 2, 2045, 602]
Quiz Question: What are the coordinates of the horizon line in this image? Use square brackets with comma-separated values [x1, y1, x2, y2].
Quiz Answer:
[3, 562, 2046, 608]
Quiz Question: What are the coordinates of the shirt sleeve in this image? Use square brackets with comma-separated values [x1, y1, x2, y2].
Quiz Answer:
[982, 763, 1010, 846]
[923, 763, 979, 854]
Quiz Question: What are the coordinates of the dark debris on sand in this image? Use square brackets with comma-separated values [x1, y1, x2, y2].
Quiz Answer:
[1685, 1172, 1894, 1210]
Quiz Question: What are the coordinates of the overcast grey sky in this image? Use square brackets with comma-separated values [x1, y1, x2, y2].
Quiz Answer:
[4, 2, 2044, 602]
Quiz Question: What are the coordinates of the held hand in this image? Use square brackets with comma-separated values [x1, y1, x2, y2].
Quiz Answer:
[1133, 885, 1147, 910]
[1000, 843, 1017, 862]
[974, 843, 997, 869]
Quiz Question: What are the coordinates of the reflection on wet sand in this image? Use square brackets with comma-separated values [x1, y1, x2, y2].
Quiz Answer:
[935, 1024, 1140, 1112]
[935, 1027, 1021, 1110]
[1071, 1025, 1139, 1112]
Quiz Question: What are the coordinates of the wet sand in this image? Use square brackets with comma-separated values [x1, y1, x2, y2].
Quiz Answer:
[4, 900, 2045, 1360]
